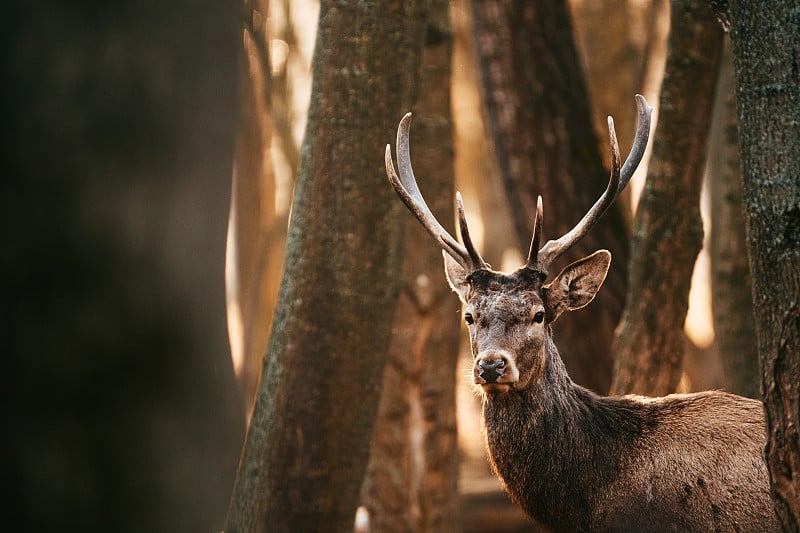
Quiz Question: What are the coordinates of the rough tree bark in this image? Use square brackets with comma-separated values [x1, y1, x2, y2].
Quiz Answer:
[610, 0, 723, 396]
[468, 0, 629, 393]
[707, 41, 759, 399]
[728, 2, 800, 530]
[361, 1, 462, 531]
[223, 2, 425, 532]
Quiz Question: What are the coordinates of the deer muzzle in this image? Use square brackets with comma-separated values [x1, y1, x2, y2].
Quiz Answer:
[478, 358, 505, 381]
[474, 350, 519, 390]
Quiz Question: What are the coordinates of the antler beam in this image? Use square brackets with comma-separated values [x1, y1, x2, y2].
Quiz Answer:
[385, 113, 488, 273]
[528, 94, 653, 272]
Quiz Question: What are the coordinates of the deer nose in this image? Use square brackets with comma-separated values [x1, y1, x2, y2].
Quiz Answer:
[477, 356, 507, 383]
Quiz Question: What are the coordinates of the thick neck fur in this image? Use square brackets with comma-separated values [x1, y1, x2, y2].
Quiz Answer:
[482, 336, 647, 531]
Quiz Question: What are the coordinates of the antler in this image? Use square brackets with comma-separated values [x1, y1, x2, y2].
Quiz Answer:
[385, 113, 489, 273]
[387, 96, 652, 279]
[527, 94, 653, 273]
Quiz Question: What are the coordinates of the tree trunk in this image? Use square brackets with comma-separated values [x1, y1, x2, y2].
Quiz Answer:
[1, 1, 245, 531]
[361, 1, 462, 532]
[610, 0, 723, 396]
[729, 2, 800, 530]
[450, 0, 518, 272]
[569, 0, 652, 172]
[223, 2, 425, 532]
[707, 40, 759, 399]
[468, 0, 629, 393]
[227, 0, 286, 415]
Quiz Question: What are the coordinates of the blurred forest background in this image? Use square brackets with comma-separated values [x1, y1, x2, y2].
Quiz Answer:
[3, 0, 798, 532]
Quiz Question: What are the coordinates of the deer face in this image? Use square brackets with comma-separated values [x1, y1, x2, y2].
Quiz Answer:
[445, 251, 611, 394]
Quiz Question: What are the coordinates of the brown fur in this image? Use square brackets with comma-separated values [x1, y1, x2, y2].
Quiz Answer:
[385, 101, 777, 531]
[445, 253, 779, 532]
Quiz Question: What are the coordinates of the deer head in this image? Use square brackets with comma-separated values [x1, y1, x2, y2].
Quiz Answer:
[385, 96, 652, 393]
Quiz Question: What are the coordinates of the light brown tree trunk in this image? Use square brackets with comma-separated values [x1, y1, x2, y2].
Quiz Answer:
[569, 0, 652, 172]
[707, 40, 759, 399]
[610, 0, 724, 396]
[361, 2, 462, 532]
[468, 0, 629, 393]
[450, 0, 517, 268]
[223, 2, 426, 532]
[228, 0, 287, 415]
[728, 2, 800, 529]
[271, 0, 308, 182]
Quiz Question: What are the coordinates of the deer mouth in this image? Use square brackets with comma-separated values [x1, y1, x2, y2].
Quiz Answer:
[480, 382, 513, 394]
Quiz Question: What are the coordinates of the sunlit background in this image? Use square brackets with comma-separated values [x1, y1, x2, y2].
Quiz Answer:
[224, 0, 722, 518]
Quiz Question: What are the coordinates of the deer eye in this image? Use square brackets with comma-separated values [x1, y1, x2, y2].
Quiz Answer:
[532, 311, 545, 324]
[464, 312, 475, 325]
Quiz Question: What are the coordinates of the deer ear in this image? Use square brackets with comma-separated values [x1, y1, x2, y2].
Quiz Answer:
[443, 251, 470, 303]
[544, 250, 611, 321]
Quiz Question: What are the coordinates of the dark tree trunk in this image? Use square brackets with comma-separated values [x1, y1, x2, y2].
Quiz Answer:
[707, 41, 759, 399]
[729, 2, 800, 530]
[223, 2, 425, 532]
[610, 0, 723, 396]
[468, 0, 629, 393]
[361, 1, 462, 531]
[1, 1, 245, 532]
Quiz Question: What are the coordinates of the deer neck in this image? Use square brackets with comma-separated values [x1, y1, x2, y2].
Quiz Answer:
[481, 337, 643, 529]
[481, 336, 576, 424]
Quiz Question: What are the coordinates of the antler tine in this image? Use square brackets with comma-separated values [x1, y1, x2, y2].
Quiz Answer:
[385, 113, 475, 270]
[618, 94, 653, 195]
[536, 95, 652, 272]
[456, 192, 489, 269]
[525, 196, 544, 268]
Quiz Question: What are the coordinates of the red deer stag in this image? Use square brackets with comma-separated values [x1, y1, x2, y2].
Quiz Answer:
[384, 95, 778, 532]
